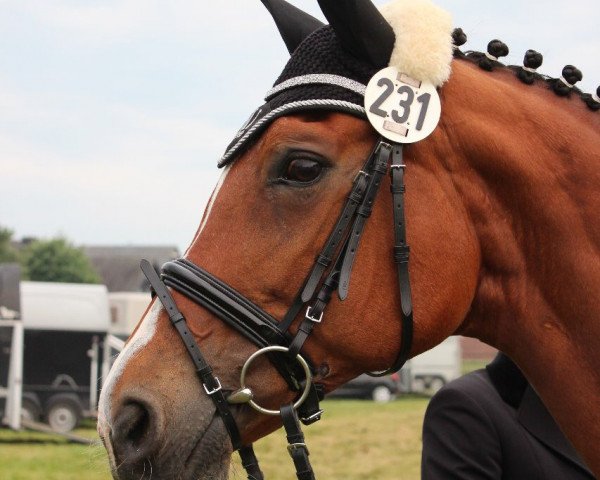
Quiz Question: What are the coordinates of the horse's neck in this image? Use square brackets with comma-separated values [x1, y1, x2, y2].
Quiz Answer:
[443, 61, 600, 340]
[438, 59, 600, 473]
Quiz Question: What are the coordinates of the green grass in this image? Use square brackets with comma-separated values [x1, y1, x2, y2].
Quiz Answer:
[461, 359, 488, 375]
[0, 398, 429, 480]
[231, 397, 428, 480]
[0, 425, 111, 480]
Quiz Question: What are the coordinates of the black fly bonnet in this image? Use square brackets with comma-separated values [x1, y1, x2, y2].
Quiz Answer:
[220, 24, 381, 166]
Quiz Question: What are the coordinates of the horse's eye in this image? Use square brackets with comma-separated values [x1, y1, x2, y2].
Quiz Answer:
[284, 158, 323, 184]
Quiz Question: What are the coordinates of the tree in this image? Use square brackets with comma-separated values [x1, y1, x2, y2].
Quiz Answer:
[0, 226, 20, 263]
[22, 238, 100, 284]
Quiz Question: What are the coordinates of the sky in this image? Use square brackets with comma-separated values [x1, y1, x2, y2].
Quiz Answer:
[1, 0, 598, 253]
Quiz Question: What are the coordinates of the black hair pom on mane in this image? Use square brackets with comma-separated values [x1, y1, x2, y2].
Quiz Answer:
[549, 65, 583, 96]
[452, 28, 467, 58]
[451, 29, 596, 112]
[516, 50, 543, 85]
[467, 39, 509, 72]
[582, 86, 600, 111]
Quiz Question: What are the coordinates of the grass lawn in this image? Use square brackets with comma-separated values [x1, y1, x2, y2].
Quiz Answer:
[461, 359, 488, 375]
[0, 397, 429, 480]
[0, 423, 111, 480]
[231, 397, 428, 480]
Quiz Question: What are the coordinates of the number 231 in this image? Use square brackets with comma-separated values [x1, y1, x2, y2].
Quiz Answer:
[369, 78, 431, 131]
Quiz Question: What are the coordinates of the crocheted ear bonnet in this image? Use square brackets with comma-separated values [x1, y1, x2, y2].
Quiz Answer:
[219, 0, 453, 167]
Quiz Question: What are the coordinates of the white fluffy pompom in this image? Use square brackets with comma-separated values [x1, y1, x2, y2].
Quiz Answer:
[379, 0, 454, 86]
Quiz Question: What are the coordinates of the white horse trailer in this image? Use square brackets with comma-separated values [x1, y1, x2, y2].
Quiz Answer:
[100, 292, 150, 385]
[0, 264, 23, 431]
[9, 281, 111, 432]
[108, 291, 150, 337]
[404, 336, 462, 394]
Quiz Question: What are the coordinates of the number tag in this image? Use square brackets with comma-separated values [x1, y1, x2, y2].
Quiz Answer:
[364, 67, 441, 143]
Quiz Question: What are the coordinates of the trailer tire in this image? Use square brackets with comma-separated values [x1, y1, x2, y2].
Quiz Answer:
[21, 397, 41, 422]
[429, 377, 446, 394]
[371, 385, 394, 403]
[412, 377, 426, 393]
[46, 395, 81, 433]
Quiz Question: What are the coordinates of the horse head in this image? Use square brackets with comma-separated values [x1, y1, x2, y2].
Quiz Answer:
[98, 0, 600, 478]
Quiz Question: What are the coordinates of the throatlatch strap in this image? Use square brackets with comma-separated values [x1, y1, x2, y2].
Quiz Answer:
[369, 144, 413, 376]
[281, 404, 315, 480]
[140, 260, 245, 452]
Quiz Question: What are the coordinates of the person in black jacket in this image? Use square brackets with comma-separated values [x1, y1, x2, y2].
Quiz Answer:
[421, 352, 595, 479]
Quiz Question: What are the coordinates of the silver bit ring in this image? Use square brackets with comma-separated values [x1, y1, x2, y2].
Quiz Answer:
[239, 346, 312, 416]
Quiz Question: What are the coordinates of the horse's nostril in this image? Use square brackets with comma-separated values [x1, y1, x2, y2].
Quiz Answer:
[111, 401, 158, 465]
[124, 402, 149, 444]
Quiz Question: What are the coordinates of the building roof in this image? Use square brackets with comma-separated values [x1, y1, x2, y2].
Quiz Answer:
[84, 245, 180, 292]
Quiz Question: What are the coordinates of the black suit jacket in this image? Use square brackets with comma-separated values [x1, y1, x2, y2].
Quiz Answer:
[421, 354, 594, 479]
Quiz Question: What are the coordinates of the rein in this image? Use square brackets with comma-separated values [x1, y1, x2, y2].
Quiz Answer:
[141, 139, 414, 480]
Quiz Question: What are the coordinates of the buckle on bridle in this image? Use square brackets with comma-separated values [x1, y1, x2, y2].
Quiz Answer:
[305, 306, 323, 323]
[353, 170, 368, 183]
[390, 163, 406, 170]
[287, 442, 309, 456]
[300, 409, 324, 425]
[203, 377, 222, 395]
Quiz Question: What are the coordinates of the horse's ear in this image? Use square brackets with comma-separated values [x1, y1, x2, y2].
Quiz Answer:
[260, 0, 324, 54]
[317, 0, 395, 68]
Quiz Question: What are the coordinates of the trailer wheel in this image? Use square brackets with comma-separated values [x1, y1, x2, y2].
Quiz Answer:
[428, 377, 446, 394]
[371, 385, 394, 403]
[412, 377, 426, 393]
[46, 396, 81, 433]
[21, 397, 41, 422]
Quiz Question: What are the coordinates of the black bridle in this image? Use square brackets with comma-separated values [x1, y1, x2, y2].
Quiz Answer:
[141, 139, 413, 480]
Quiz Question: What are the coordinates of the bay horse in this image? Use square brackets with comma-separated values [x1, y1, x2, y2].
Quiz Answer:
[98, 0, 600, 478]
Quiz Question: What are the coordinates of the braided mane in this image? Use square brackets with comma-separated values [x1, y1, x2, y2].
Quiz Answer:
[452, 29, 600, 112]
